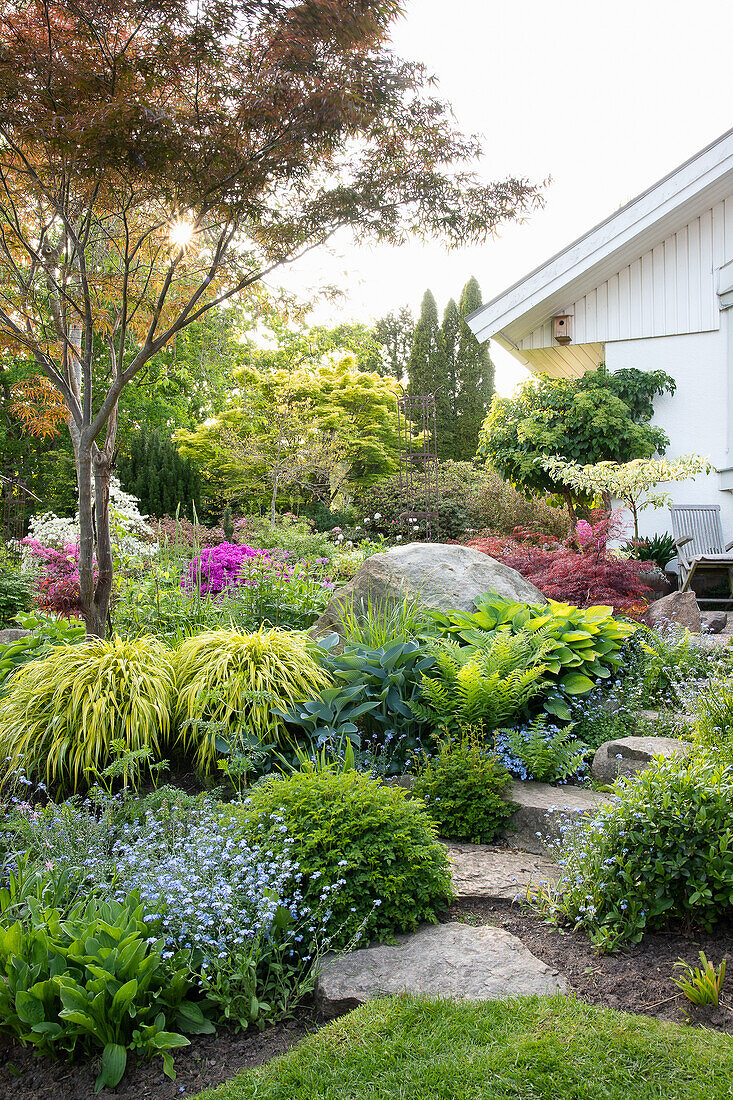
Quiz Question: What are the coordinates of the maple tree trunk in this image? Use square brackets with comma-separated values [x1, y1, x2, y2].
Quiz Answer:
[563, 489, 578, 530]
[76, 446, 97, 634]
[92, 456, 114, 638]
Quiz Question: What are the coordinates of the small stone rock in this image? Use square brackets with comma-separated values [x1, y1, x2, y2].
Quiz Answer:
[503, 781, 607, 855]
[314, 922, 567, 1018]
[591, 736, 691, 784]
[310, 542, 545, 639]
[643, 591, 701, 634]
[702, 611, 728, 635]
[445, 842, 560, 901]
[0, 628, 30, 644]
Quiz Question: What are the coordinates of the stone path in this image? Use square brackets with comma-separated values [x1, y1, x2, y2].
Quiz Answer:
[504, 780, 608, 855]
[446, 842, 560, 902]
[315, 922, 568, 1019]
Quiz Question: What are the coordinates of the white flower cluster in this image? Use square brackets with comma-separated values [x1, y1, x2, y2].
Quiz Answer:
[26, 478, 156, 565]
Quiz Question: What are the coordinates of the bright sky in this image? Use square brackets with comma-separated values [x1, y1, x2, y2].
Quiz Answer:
[276, 0, 733, 395]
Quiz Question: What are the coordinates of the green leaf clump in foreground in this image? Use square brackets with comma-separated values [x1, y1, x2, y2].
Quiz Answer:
[192, 994, 733, 1100]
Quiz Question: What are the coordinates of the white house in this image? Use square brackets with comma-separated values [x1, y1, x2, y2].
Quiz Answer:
[467, 127, 733, 539]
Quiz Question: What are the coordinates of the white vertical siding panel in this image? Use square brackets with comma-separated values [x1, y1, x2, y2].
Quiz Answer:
[664, 235, 677, 333]
[585, 288, 597, 341]
[630, 258, 642, 334]
[640, 251, 653, 335]
[676, 224, 689, 331]
[652, 245, 665, 333]
[725, 197, 733, 263]
[618, 265, 631, 338]
[712, 201, 726, 269]
[596, 280, 608, 338]
[699, 208, 714, 331]
[574, 297, 586, 344]
[688, 217, 702, 330]
[607, 273, 619, 341]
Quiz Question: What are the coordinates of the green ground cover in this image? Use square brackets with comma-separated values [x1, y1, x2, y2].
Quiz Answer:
[194, 994, 733, 1100]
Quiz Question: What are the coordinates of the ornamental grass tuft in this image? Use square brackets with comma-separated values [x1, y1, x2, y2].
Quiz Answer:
[174, 628, 332, 771]
[0, 636, 175, 793]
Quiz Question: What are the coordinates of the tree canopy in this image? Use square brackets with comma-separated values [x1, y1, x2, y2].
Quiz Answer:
[0, 0, 540, 634]
[479, 365, 677, 522]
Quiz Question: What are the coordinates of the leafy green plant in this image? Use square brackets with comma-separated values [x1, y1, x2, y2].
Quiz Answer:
[0, 636, 175, 792]
[0, 892, 212, 1091]
[412, 730, 516, 843]
[233, 766, 452, 946]
[502, 716, 588, 783]
[638, 625, 732, 710]
[625, 532, 678, 571]
[543, 756, 733, 951]
[174, 628, 332, 772]
[672, 952, 726, 1006]
[692, 675, 733, 766]
[328, 640, 438, 770]
[336, 594, 428, 648]
[426, 594, 636, 720]
[0, 565, 33, 626]
[273, 682, 380, 745]
[0, 611, 85, 692]
[410, 633, 548, 733]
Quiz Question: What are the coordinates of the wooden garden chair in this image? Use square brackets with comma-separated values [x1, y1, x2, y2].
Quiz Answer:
[669, 504, 733, 604]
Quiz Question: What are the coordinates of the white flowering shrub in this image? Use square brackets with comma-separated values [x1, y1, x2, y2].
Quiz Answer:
[25, 478, 156, 566]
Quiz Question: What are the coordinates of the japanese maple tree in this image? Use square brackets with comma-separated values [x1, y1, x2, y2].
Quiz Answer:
[0, 0, 541, 635]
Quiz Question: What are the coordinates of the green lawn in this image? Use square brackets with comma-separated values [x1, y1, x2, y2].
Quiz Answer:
[193, 995, 733, 1100]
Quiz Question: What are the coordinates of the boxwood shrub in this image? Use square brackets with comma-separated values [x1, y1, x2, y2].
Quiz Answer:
[233, 767, 452, 946]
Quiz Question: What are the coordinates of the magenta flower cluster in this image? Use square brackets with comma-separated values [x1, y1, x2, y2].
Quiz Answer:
[181, 542, 272, 596]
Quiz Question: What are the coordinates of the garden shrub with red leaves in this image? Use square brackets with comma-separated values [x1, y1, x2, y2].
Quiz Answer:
[23, 540, 93, 618]
[465, 514, 653, 613]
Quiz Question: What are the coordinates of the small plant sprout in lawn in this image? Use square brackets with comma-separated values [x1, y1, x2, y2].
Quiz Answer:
[673, 953, 727, 1006]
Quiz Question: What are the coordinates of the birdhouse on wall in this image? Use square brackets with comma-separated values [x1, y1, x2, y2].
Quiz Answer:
[553, 315, 572, 344]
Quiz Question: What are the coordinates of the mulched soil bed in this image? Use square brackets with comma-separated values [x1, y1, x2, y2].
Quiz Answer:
[0, 1007, 320, 1100]
[445, 898, 733, 1032]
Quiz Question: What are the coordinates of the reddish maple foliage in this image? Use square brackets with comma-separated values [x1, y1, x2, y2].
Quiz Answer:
[465, 515, 653, 612]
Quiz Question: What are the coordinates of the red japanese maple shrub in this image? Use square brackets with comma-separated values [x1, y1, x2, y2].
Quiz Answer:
[465, 514, 653, 612]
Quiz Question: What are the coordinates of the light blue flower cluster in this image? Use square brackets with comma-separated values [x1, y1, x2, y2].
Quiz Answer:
[110, 803, 302, 961]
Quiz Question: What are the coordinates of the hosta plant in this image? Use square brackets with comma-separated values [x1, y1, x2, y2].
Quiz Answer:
[426, 593, 637, 720]
[174, 628, 332, 771]
[0, 636, 175, 792]
[0, 611, 85, 693]
[0, 891, 211, 1091]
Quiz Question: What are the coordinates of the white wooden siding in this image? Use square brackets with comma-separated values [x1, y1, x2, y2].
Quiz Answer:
[517, 199, 733, 350]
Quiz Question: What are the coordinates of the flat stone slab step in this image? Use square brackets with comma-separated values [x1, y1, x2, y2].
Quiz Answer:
[446, 842, 560, 902]
[315, 922, 568, 1019]
[504, 781, 608, 856]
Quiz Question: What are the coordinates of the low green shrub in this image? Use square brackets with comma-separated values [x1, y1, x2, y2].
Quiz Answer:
[0, 636, 175, 792]
[337, 594, 428, 648]
[426, 594, 637, 720]
[692, 676, 733, 765]
[235, 766, 452, 946]
[547, 756, 733, 950]
[412, 731, 515, 843]
[0, 891, 211, 1091]
[410, 633, 548, 733]
[174, 628, 332, 772]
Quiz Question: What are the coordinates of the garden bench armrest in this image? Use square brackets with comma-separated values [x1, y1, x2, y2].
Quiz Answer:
[725, 539, 733, 552]
[674, 535, 693, 549]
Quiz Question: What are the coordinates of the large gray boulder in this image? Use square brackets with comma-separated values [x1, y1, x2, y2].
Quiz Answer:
[311, 542, 545, 637]
[315, 922, 567, 1018]
[0, 628, 30, 644]
[643, 591, 701, 634]
[591, 735, 691, 784]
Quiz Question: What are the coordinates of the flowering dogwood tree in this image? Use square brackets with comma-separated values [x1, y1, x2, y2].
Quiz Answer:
[541, 454, 712, 538]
